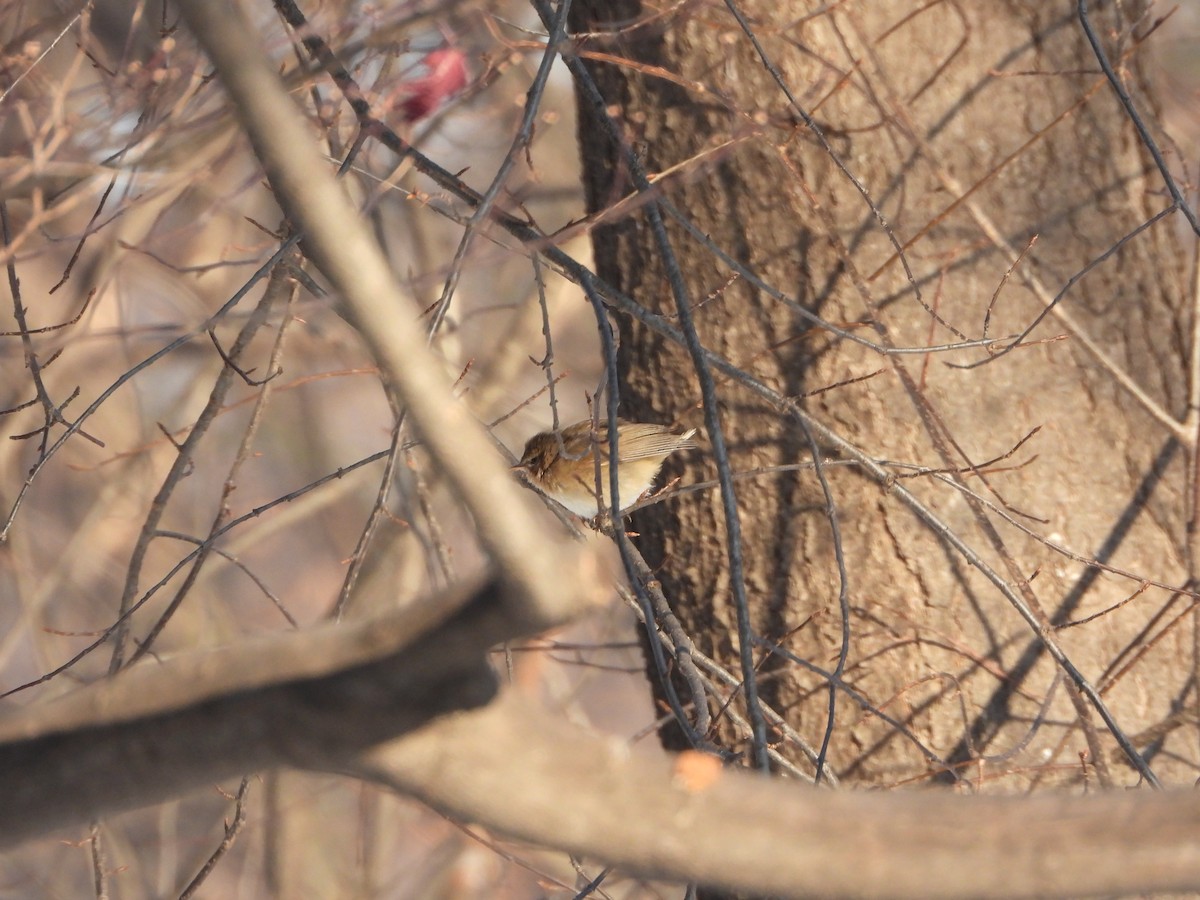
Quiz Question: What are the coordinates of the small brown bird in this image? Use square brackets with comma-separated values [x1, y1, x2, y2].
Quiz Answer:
[515, 419, 698, 517]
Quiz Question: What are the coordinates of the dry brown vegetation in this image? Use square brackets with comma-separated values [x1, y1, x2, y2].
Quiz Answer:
[0, 1, 1199, 897]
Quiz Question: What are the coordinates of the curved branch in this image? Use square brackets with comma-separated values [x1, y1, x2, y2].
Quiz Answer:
[175, 0, 595, 630]
[362, 692, 1200, 899]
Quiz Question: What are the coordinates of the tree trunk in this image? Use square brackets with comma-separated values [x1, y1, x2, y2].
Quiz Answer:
[571, 0, 1192, 795]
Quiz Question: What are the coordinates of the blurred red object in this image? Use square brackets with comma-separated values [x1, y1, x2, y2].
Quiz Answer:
[390, 48, 469, 123]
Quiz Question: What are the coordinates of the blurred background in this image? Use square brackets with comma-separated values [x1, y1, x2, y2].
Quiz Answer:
[0, 0, 1196, 896]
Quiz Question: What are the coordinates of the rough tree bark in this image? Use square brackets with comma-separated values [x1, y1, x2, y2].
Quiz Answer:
[571, 0, 1193, 792]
